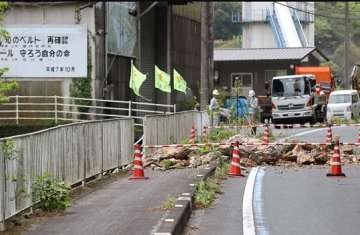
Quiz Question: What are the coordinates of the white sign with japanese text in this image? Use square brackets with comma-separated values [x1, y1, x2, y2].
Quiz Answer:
[0, 24, 87, 78]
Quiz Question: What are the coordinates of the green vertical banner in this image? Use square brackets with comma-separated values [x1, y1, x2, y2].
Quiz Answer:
[129, 60, 147, 96]
[173, 68, 187, 94]
[155, 65, 171, 93]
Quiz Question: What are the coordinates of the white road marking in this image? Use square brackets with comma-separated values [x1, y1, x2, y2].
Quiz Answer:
[253, 167, 270, 235]
[276, 126, 351, 143]
[243, 167, 259, 235]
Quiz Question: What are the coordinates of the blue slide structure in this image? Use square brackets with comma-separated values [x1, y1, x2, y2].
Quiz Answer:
[266, 2, 308, 48]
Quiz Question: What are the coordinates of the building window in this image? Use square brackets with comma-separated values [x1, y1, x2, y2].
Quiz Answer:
[232, 11, 241, 23]
[231, 73, 253, 96]
[265, 70, 287, 83]
[264, 70, 287, 90]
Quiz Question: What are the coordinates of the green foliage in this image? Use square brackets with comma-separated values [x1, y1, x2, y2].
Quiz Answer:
[315, 2, 360, 82]
[214, 2, 242, 40]
[70, 44, 92, 119]
[162, 159, 174, 170]
[178, 95, 199, 111]
[162, 195, 176, 210]
[32, 173, 71, 212]
[194, 179, 218, 208]
[214, 162, 229, 179]
[3, 138, 16, 160]
[214, 35, 242, 48]
[0, 3, 19, 103]
[194, 145, 212, 155]
[208, 128, 236, 142]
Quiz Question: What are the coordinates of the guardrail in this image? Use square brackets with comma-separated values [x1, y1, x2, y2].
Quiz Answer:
[0, 96, 176, 127]
[0, 118, 134, 229]
[143, 110, 210, 146]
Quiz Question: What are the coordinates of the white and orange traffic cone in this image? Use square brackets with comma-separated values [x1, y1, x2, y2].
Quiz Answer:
[263, 125, 270, 145]
[326, 126, 333, 144]
[129, 144, 149, 180]
[189, 125, 196, 144]
[228, 141, 244, 177]
[326, 142, 346, 177]
[201, 126, 208, 142]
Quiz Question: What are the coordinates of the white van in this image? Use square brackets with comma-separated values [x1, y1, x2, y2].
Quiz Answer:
[327, 90, 360, 121]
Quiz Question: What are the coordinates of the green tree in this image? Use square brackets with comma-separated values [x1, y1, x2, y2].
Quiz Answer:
[0, 2, 19, 102]
[70, 44, 92, 119]
[214, 2, 242, 41]
[315, 2, 360, 81]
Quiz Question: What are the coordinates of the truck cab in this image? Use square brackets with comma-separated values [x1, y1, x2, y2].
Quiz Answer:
[271, 74, 325, 124]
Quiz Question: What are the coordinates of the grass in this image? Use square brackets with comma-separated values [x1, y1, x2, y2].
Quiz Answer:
[162, 195, 177, 210]
[162, 159, 174, 170]
[208, 128, 237, 142]
[194, 162, 229, 208]
[329, 116, 360, 125]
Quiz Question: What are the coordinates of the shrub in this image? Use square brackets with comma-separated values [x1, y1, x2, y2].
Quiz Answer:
[32, 173, 71, 212]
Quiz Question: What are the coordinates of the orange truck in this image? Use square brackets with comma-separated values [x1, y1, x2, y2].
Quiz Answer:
[295, 66, 335, 97]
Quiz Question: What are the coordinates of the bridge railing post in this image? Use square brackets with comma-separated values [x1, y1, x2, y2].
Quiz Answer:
[128, 100, 132, 117]
[15, 95, 19, 126]
[54, 95, 58, 125]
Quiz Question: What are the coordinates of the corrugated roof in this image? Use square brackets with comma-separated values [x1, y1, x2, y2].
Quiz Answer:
[214, 47, 324, 62]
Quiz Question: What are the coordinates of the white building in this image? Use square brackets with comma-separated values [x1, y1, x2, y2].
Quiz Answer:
[241, 2, 315, 48]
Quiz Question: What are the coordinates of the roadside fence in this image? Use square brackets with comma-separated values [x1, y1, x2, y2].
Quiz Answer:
[0, 118, 133, 229]
[0, 95, 175, 127]
[143, 110, 210, 147]
[209, 123, 360, 129]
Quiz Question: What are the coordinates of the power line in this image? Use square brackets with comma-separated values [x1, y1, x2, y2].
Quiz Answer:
[274, 2, 360, 21]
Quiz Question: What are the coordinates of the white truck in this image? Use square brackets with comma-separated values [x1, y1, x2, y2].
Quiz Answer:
[270, 74, 327, 124]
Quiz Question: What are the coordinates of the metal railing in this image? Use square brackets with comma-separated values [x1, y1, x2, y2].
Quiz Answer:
[0, 96, 176, 127]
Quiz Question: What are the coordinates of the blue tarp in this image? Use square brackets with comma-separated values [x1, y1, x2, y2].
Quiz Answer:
[224, 97, 248, 118]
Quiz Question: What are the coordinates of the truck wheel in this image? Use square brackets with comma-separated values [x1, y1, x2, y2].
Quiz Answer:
[310, 115, 317, 125]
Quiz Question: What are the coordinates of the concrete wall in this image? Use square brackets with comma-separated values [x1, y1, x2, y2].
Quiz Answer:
[242, 23, 277, 48]
[3, 3, 97, 98]
[241, 1, 315, 48]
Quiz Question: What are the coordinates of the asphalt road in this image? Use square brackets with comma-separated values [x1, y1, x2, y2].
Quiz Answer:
[184, 126, 360, 235]
[271, 125, 359, 143]
[261, 165, 360, 235]
[22, 168, 203, 235]
[184, 176, 247, 235]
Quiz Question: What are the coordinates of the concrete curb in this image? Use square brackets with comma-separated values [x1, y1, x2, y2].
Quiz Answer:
[153, 163, 217, 235]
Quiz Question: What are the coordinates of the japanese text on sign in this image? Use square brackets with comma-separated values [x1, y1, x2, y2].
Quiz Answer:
[0, 25, 87, 78]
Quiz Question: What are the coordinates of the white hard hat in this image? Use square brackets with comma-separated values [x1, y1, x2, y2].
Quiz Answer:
[249, 90, 255, 97]
[212, 89, 219, 96]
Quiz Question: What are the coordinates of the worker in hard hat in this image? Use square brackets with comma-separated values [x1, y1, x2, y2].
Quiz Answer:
[209, 89, 220, 127]
[248, 89, 258, 135]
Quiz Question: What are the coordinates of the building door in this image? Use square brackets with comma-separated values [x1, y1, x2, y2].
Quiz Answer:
[231, 73, 253, 97]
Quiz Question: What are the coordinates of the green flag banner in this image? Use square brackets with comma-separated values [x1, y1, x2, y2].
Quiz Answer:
[173, 68, 187, 94]
[155, 65, 171, 93]
[129, 60, 147, 97]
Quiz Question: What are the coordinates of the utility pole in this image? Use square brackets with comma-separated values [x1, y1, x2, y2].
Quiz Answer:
[137, 2, 141, 70]
[344, 1, 350, 89]
[167, 4, 173, 111]
[208, 2, 214, 92]
[200, 2, 209, 110]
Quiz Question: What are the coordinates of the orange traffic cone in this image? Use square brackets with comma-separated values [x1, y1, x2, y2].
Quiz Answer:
[263, 125, 270, 145]
[201, 126, 208, 142]
[326, 142, 346, 177]
[326, 126, 333, 144]
[189, 125, 196, 144]
[228, 141, 244, 177]
[129, 144, 149, 180]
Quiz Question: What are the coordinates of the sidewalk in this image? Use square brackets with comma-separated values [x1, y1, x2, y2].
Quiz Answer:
[185, 176, 247, 235]
[22, 168, 205, 235]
